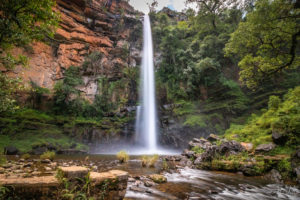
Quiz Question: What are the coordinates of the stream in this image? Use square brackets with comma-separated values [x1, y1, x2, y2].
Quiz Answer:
[10, 154, 299, 200]
[52, 154, 300, 200]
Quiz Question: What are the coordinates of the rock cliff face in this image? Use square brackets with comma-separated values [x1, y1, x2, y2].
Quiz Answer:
[7, 0, 143, 103]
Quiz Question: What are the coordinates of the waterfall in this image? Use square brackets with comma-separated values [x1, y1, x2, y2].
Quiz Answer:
[135, 15, 158, 152]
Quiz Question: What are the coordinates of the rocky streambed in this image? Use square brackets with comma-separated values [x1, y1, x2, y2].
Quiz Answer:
[1, 153, 300, 199]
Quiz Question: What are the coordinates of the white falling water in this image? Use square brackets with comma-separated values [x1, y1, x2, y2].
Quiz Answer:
[135, 15, 158, 152]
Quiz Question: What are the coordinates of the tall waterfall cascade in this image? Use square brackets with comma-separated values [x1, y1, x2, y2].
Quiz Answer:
[135, 15, 158, 152]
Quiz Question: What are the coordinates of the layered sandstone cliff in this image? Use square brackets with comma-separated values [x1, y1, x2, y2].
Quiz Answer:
[5, 0, 143, 103]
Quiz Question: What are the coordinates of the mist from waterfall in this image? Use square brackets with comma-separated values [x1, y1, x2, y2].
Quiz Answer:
[135, 15, 158, 152]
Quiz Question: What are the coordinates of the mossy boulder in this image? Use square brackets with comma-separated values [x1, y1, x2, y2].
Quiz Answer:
[149, 174, 167, 183]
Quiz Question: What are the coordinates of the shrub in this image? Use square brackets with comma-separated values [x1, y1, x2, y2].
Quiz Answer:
[40, 151, 55, 161]
[141, 154, 159, 167]
[116, 150, 129, 163]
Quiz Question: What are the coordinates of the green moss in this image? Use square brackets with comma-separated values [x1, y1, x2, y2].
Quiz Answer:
[184, 115, 207, 128]
[191, 146, 205, 154]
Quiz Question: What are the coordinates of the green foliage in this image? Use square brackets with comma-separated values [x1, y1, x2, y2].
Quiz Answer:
[225, 0, 300, 89]
[0, 152, 6, 165]
[184, 115, 207, 128]
[225, 86, 300, 149]
[268, 96, 281, 110]
[173, 100, 195, 116]
[0, 73, 23, 113]
[141, 154, 159, 167]
[40, 151, 55, 160]
[0, 0, 59, 68]
[116, 150, 129, 163]
[191, 146, 205, 154]
[277, 158, 292, 178]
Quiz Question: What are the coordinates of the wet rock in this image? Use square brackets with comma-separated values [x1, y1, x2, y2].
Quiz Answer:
[45, 167, 52, 171]
[41, 159, 51, 164]
[130, 186, 149, 193]
[182, 149, 195, 158]
[2, 164, 12, 169]
[144, 180, 155, 187]
[149, 174, 167, 183]
[58, 166, 89, 179]
[255, 143, 276, 153]
[179, 157, 193, 167]
[23, 163, 32, 168]
[264, 169, 282, 183]
[294, 167, 300, 183]
[189, 139, 212, 150]
[4, 146, 19, 155]
[207, 134, 220, 142]
[128, 177, 135, 182]
[240, 142, 253, 152]
[241, 164, 263, 176]
[218, 141, 244, 155]
[272, 130, 288, 145]
[133, 180, 142, 186]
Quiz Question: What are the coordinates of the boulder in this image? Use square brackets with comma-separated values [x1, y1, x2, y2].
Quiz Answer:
[255, 143, 276, 153]
[272, 130, 288, 145]
[207, 134, 220, 142]
[58, 166, 89, 179]
[4, 146, 19, 155]
[189, 139, 212, 150]
[218, 141, 244, 155]
[179, 157, 193, 167]
[144, 180, 155, 187]
[182, 149, 195, 158]
[240, 142, 254, 152]
[294, 167, 300, 184]
[264, 169, 282, 183]
[149, 174, 167, 183]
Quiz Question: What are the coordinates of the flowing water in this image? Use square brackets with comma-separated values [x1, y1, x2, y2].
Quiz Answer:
[125, 167, 300, 200]
[47, 155, 300, 200]
[135, 15, 158, 153]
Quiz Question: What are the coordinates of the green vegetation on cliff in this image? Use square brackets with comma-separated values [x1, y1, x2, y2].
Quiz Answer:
[225, 86, 300, 152]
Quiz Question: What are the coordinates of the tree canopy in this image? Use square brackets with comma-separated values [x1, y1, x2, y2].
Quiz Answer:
[225, 0, 300, 89]
[0, 0, 59, 68]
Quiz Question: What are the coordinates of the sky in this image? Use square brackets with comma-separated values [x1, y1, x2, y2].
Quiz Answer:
[129, 0, 195, 14]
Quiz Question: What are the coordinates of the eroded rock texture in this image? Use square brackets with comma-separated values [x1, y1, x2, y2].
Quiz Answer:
[5, 0, 143, 103]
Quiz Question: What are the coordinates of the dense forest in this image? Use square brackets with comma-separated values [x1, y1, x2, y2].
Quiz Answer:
[0, 0, 299, 199]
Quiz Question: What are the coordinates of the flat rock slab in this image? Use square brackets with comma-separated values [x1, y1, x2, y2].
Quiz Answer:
[0, 175, 59, 197]
[90, 170, 129, 184]
[0, 175, 59, 187]
[58, 166, 89, 179]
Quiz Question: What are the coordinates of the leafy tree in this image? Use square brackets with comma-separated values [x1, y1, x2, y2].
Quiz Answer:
[0, 73, 23, 113]
[225, 0, 300, 89]
[0, 0, 59, 113]
[0, 0, 59, 68]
